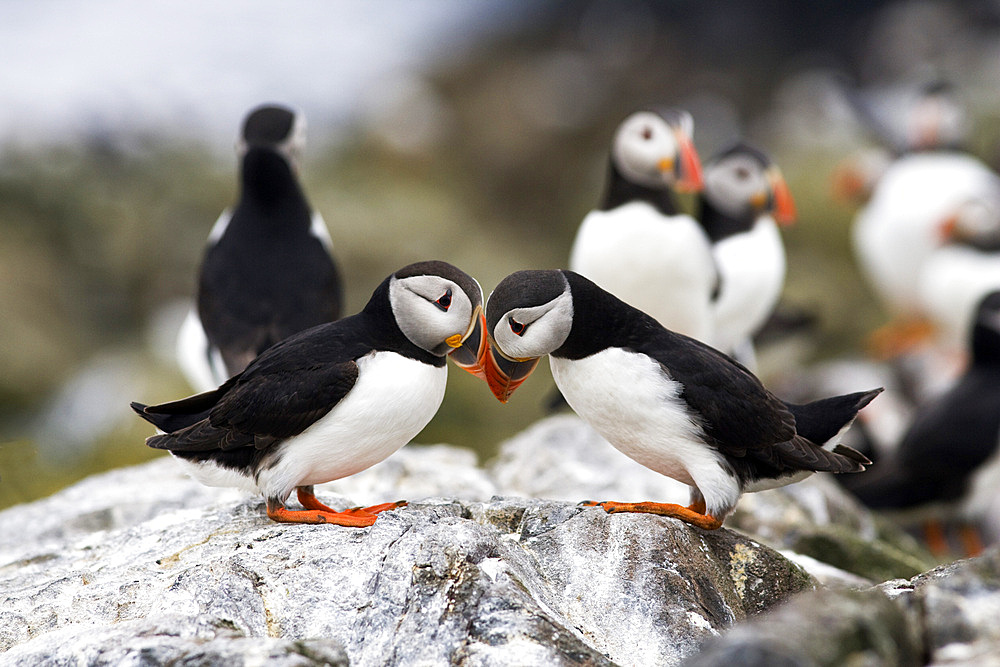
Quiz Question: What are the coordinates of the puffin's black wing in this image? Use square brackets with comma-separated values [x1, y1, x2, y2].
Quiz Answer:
[635, 327, 796, 455]
[844, 369, 1000, 508]
[136, 320, 367, 453]
[638, 326, 865, 474]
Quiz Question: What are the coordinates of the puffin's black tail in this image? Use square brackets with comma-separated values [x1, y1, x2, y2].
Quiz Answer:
[785, 388, 883, 462]
[131, 386, 226, 434]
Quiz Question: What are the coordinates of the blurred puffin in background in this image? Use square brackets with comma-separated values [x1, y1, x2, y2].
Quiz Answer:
[838, 291, 1000, 556]
[568, 108, 718, 344]
[918, 189, 1000, 357]
[177, 103, 343, 392]
[838, 80, 1000, 357]
[696, 143, 797, 369]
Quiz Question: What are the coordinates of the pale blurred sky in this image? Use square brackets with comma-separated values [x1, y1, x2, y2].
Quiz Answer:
[0, 0, 531, 151]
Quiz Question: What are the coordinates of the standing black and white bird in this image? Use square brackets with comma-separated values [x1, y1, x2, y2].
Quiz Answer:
[697, 144, 797, 366]
[177, 103, 342, 392]
[918, 191, 1000, 354]
[568, 109, 717, 343]
[481, 269, 879, 529]
[135, 261, 486, 526]
[839, 291, 1000, 554]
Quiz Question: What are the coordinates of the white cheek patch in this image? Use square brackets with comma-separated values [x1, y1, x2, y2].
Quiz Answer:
[612, 113, 678, 188]
[492, 287, 573, 359]
[390, 276, 472, 354]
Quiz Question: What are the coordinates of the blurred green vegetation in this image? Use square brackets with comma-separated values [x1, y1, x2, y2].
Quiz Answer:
[0, 132, 876, 510]
[6, 2, 999, 511]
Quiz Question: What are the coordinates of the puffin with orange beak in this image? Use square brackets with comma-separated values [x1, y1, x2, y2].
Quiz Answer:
[133, 261, 489, 526]
[697, 143, 797, 368]
[568, 109, 719, 344]
[482, 269, 879, 530]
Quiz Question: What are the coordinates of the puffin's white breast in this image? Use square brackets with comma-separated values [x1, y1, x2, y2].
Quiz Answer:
[919, 246, 1000, 351]
[550, 349, 740, 514]
[254, 351, 447, 501]
[853, 153, 999, 314]
[711, 217, 786, 354]
[569, 202, 717, 343]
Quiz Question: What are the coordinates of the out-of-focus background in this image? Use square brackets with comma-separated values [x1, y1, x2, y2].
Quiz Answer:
[2, 0, 1000, 509]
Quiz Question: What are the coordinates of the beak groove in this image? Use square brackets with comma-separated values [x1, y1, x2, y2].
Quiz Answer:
[449, 309, 489, 380]
[482, 343, 540, 403]
[674, 131, 704, 193]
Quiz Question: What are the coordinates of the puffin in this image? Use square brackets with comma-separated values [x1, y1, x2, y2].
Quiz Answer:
[697, 143, 797, 366]
[481, 269, 879, 529]
[845, 81, 1000, 355]
[838, 291, 1000, 555]
[135, 261, 487, 526]
[918, 191, 1000, 355]
[568, 109, 717, 343]
[176, 103, 342, 392]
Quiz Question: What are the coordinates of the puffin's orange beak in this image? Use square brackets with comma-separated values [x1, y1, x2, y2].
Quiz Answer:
[449, 309, 489, 380]
[768, 166, 797, 226]
[936, 213, 959, 243]
[481, 341, 540, 403]
[672, 130, 703, 193]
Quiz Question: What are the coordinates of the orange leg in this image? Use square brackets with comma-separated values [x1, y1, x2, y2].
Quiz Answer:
[296, 486, 407, 516]
[581, 500, 723, 530]
[866, 317, 935, 360]
[958, 522, 985, 557]
[266, 503, 380, 526]
[267, 491, 407, 527]
[296, 486, 338, 513]
[922, 518, 950, 557]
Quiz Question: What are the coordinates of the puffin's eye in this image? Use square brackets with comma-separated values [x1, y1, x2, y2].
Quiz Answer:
[735, 166, 751, 180]
[435, 289, 452, 311]
[509, 317, 527, 336]
[641, 126, 653, 140]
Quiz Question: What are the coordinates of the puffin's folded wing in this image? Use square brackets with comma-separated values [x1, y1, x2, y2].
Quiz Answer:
[209, 360, 360, 443]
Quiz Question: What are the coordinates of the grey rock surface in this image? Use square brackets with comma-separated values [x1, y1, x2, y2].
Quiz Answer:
[492, 415, 936, 582]
[1, 444, 814, 666]
[687, 547, 1000, 666]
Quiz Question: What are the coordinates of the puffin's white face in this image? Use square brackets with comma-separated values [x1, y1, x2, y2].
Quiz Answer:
[390, 274, 481, 357]
[703, 154, 771, 219]
[490, 285, 574, 360]
[947, 197, 1000, 247]
[612, 112, 682, 189]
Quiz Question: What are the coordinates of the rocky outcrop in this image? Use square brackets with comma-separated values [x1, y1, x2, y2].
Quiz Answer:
[492, 415, 936, 583]
[1, 414, 993, 666]
[689, 547, 1000, 666]
[1, 450, 812, 666]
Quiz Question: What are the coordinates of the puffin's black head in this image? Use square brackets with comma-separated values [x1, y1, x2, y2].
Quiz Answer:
[238, 103, 306, 169]
[385, 261, 488, 375]
[703, 143, 796, 225]
[971, 290, 1000, 364]
[482, 270, 574, 402]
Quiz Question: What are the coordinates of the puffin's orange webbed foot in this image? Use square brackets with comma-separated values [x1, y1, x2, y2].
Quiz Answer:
[266, 505, 379, 527]
[271, 493, 407, 526]
[295, 487, 407, 518]
[580, 499, 723, 530]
